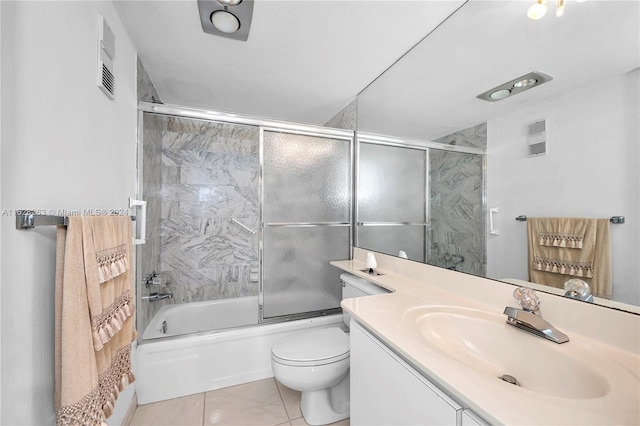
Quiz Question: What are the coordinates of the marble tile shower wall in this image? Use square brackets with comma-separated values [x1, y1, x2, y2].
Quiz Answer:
[159, 117, 260, 304]
[324, 98, 357, 130]
[137, 56, 161, 103]
[138, 113, 164, 331]
[429, 123, 486, 276]
[433, 122, 487, 150]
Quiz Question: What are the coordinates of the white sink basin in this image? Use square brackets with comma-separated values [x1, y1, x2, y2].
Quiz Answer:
[404, 306, 609, 400]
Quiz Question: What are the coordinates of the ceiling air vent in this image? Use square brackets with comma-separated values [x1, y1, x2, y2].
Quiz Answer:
[528, 119, 547, 157]
[97, 15, 115, 99]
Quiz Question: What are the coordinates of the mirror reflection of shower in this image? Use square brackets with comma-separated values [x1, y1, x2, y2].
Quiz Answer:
[356, 126, 486, 276]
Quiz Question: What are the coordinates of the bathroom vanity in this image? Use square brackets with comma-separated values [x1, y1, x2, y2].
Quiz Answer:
[351, 321, 486, 425]
[333, 249, 640, 425]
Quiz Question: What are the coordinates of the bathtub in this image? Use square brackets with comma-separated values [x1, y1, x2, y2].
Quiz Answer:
[142, 296, 260, 340]
[135, 300, 344, 404]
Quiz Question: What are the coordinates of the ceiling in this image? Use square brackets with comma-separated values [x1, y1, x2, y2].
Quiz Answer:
[114, 0, 466, 125]
[357, 0, 640, 140]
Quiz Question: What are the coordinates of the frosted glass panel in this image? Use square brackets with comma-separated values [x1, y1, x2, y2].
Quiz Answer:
[263, 131, 351, 223]
[357, 225, 425, 262]
[263, 226, 350, 318]
[359, 143, 426, 222]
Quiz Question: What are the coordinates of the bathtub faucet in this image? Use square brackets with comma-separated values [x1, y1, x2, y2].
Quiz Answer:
[142, 292, 173, 302]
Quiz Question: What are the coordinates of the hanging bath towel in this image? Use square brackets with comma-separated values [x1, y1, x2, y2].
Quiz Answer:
[54, 216, 137, 426]
[527, 217, 612, 299]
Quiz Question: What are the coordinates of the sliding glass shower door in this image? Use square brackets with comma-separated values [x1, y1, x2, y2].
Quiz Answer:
[261, 129, 352, 319]
[357, 142, 428, 262]
[355, 138, 485, 275]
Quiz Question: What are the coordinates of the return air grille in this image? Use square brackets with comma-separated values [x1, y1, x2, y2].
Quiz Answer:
[97, 15, 115, 100]
[529, 141, 546, 156]
[101, 63, 115, 97]
[528, 119, 547, 157]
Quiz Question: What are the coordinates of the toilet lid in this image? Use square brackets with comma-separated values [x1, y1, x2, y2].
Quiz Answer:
[272, 328, 349, 365]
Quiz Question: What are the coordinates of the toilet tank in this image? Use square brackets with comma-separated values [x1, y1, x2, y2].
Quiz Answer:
[340, 273, 389, 327]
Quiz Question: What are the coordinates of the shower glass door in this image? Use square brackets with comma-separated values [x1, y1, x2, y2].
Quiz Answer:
[357, 142, 428, 262]
[261, 129, 352, 320]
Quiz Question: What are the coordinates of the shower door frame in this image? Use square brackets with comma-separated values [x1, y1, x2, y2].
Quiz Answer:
[258, 127, 354, 324]
[136, 102, 354, 334]
[354, 132, 487, 271]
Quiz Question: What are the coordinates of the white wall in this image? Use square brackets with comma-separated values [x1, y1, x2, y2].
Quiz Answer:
[487, 69, 640, 305]
[1, 1, 138, 424]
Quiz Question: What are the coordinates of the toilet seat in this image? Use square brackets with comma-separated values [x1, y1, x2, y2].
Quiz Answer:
[272, 327, 349, 367]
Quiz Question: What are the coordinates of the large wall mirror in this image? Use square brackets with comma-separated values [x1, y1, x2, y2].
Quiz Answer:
[355, 0, 639, 310]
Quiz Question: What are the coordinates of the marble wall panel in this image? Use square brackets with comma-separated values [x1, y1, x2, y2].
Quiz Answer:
[137, 56, 161, 103]
[428, 147, 484, 276]
[433, 122, 487, 150]
[137, 114, 260, 336]
[157, 117, 260, 307]
[324, 98, 357, 130]
[137, 113, 165, 333]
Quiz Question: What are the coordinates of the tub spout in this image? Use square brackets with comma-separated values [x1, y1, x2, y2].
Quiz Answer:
[142, 292, 173, 302]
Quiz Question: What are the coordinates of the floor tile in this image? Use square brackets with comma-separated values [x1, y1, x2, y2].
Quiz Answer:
[204, 378, 289, 425]
[130, 393, 204, 426]
[275, 380, 302, 420]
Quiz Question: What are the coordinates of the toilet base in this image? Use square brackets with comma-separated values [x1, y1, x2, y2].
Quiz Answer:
[300, 374, 350, 426]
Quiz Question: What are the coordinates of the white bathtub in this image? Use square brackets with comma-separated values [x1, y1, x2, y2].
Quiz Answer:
[135, 302, 344, 404]
[142, 296, 260, 340]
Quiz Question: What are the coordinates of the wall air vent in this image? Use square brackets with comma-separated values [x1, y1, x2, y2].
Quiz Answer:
[528, 119, 547, 157]
[97, 15, 115, 99]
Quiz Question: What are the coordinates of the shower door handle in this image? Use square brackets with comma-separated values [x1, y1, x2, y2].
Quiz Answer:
[129, 198, 147, 245]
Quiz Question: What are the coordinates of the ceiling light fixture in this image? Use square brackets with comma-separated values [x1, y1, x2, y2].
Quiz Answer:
[490, 89, 511, 100]
[197, 0, 253, 41]
[513, 78, 538, 89]
[477, 71, 553, 102]
[211, 10, 240, 33]
[528, 0, 584, 20]
[527, 0, 548, 20]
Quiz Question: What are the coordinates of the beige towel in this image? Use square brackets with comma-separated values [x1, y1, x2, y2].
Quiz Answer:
[55, 216, 136, 425]
[527, 217, 612, 299]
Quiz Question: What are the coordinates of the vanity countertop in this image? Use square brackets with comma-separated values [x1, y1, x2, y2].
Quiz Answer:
[332, 258, 640, 425]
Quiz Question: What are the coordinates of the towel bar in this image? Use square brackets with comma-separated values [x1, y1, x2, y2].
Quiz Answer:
[16, 212, 136, 230]
[515, 215, 624, 224]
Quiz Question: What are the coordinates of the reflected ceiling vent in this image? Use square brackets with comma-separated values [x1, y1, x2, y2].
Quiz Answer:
[476, 71, 553, 102]
[97, 15, 115, 99]
[197, 0, 254, 41]
[528, 119, 547, 157]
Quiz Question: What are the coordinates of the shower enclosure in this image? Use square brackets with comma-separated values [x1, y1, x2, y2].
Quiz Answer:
[355, 133, 486, 276]
[136, 104, 352, 340]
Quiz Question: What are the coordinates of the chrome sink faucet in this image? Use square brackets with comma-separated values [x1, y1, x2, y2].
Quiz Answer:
[503, 287, 569, 344]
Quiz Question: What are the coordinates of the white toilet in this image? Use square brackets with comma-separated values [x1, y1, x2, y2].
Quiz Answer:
[271, 273, 388, 425]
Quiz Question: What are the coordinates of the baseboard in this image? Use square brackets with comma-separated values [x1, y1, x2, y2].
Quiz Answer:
[122, 393, 137, 426]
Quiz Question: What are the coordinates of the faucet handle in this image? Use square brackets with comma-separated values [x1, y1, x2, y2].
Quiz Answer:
[513, 287, 540, 313]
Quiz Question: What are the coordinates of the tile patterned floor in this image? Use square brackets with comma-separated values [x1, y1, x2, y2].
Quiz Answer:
[130, 378, 350, 426]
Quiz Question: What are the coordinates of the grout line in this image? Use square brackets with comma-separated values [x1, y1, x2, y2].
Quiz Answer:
[273, 378, 291, 420]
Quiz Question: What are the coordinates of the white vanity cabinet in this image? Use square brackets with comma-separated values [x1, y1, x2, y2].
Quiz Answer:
[351, 321, 473, 425]
[462, 409, 490, 425]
